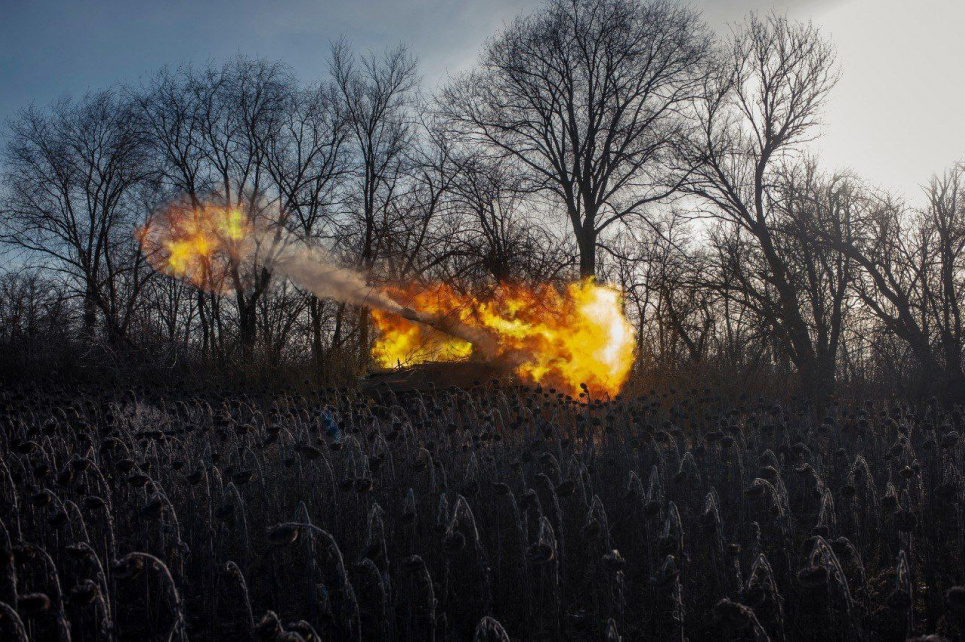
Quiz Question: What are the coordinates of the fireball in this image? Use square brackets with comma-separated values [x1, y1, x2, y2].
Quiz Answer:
[372, 280, 636, 397]
[138, 201, 637, 396]
[139, 202, 251, 291]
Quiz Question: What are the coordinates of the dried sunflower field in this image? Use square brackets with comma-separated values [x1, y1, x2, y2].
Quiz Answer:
[1, 382, 964, 641]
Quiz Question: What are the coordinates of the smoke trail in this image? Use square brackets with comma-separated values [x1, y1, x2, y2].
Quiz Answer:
[137, 200, 499, 354]
[269, 237, 501, 356]
[271, 241, 404, 315]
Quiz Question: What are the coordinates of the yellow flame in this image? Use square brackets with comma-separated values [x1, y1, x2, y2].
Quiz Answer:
[139, 200, 636, 396]
[372, 279, 636, 396]
[140, 203, 251, 291]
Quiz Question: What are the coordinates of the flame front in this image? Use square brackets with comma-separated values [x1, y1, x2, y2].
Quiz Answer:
[138, 201, 636, 396]
[139, 202, 251, 291]
[372, 280, 636, 396]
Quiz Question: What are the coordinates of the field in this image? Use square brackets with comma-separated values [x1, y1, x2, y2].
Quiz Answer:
[0, 382, 963, 641]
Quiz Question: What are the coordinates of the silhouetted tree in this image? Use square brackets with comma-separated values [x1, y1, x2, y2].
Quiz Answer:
[331, 41, 419, 360]
[442, 0, 711, 278]
[1, 90, 155, 344]
[682, 13, 840, 397]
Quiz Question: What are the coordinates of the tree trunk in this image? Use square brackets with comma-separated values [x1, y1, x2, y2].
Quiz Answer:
[358, 307, 370, 368]
[799, 350, 836, 404]
[198, 291, 210, 362]
[578, 231, 596, 280]
[941, 360, 965, 403]
[83, 287, 97, 338]
[238, 294, 258, 361]
[310, 296, 326, 383]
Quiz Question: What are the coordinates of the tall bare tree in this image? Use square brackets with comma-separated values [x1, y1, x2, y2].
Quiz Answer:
[442, 0, 710, 278]
[139, 58, 291, 358]
[825, 167, 965, 399]
[923, 166, 965, 397]
[331, 41, 418, 358]
[682, 13, 840, 397]
[1, 90, 155, 344]
[260, 79, 349, 378]
[444, 154, 565, 284]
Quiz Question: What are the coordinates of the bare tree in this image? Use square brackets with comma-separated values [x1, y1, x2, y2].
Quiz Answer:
[1, 90, 155, 344]
[442, 0, 710, 278]
[825, 166, 965, 399]
[262, 80, 348, 239]
[331, 41, 419, 358]
[923, 166, 965, 397]
[139, 58, 292, 359]
[377, 119, 458, 282]
[682, 13, 840, 397]
[261, 79, 349, 378]
[0, 270, 71, 345]
[140, 269, 198, 344]
[454, 155, 566, 285]
[646, 218, 716, 366]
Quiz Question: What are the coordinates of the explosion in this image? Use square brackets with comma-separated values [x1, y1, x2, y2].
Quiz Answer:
[372, 280, 636, 397]
[139, 200, 637, 397]
[139, 202, 252, 290]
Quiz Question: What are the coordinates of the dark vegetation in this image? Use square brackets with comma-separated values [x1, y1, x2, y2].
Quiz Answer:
[1, 382, 965, 640]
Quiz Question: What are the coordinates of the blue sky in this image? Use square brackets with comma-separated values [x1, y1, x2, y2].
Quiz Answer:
[1, 0, 963, 197]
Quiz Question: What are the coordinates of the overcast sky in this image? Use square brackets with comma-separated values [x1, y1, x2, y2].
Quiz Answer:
[1, 0, 963, 198]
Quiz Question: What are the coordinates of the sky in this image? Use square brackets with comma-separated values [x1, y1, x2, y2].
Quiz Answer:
[1, 0, 963, 199]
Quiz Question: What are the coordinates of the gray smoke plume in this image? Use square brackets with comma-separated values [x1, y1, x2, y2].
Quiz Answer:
[272, 242, 405, 315]
[263, 234, 501, 356]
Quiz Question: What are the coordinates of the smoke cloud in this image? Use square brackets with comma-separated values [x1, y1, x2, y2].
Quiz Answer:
[138, 199, 500, 358]
[270, 241, 404, 315]
[263, 233, 500, 354]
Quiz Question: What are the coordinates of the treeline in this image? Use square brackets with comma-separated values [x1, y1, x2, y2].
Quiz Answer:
[1, 0, 963, 401]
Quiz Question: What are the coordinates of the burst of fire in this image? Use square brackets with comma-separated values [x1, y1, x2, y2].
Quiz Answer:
[372, 280, 636, 397]
[138, 200, 637, 396]
[139, 202, 251, 290]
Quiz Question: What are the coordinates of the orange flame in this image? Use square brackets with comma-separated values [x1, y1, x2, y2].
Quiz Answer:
[138, 201, 636, 395]
[139, 202, 251, 291]
[372, 280, 636, 396]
